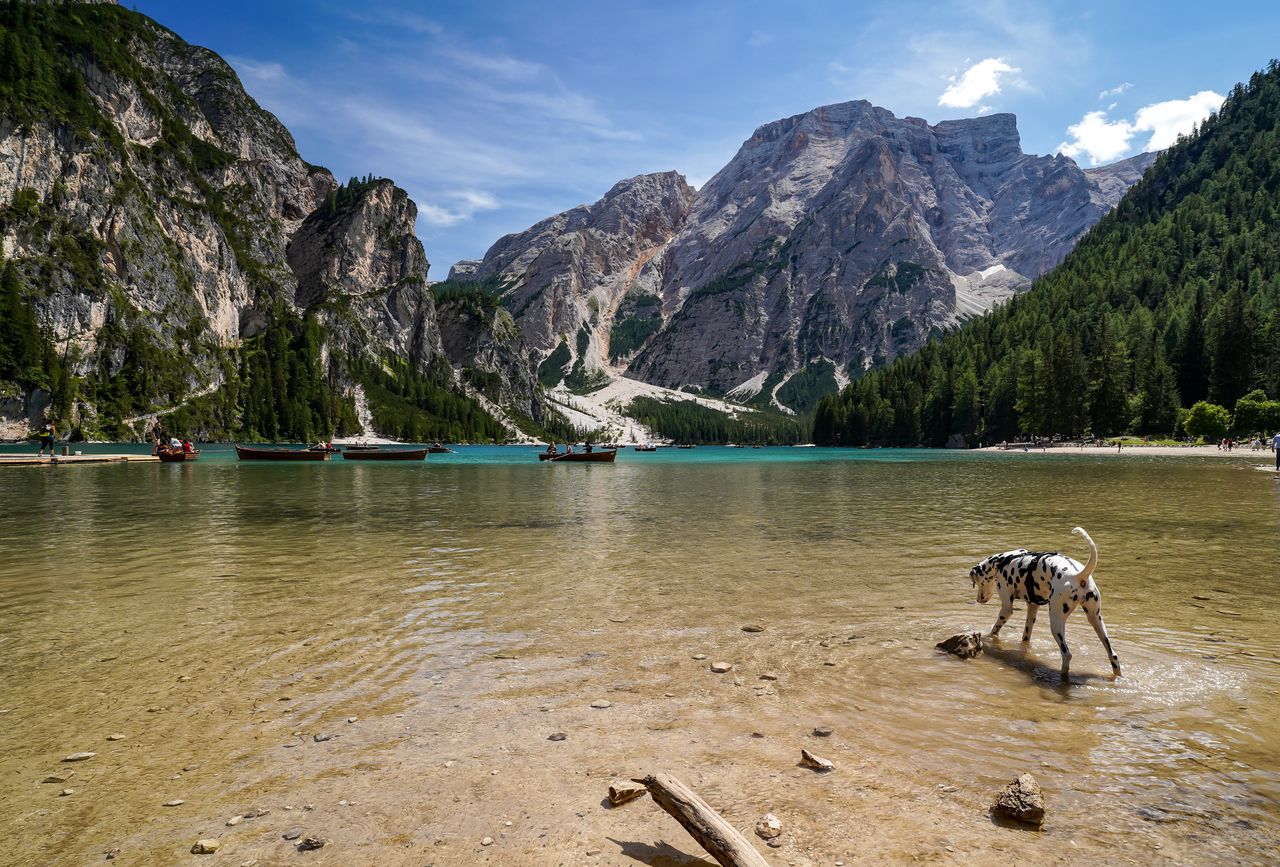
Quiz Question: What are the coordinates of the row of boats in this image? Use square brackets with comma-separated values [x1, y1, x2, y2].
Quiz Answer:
[157, 443, 453, 462]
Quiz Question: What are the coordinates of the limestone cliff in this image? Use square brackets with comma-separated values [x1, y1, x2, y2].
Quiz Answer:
[630, 103, 1156, 398]
[0, 0, 554, 441]
[448, 172, 695, 386]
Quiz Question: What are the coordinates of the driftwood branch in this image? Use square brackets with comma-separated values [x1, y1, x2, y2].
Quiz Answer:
[633, 773, 771, 867]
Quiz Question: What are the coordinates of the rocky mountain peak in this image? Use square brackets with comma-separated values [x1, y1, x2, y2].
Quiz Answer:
[462, 97, 1159, 411]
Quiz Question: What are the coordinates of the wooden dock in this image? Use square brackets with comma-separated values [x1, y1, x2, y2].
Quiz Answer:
[0, 454, 160, 466]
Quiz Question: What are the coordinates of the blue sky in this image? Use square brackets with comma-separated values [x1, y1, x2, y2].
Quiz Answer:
[134, 0, 1280, 276]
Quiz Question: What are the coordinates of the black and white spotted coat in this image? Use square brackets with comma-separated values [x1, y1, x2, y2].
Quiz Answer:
[968, 527, 1120, 676]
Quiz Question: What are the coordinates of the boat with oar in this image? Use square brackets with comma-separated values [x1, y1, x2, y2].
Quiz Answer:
[157, 447, 194, 463]
[538, 448, 617, 462]
[234, 444, 331, 461]
[427, 443, 454, 453]
[339, 446, 428, 461]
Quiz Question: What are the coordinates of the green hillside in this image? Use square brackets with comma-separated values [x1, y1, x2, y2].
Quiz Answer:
[814, 61, 1280, 446]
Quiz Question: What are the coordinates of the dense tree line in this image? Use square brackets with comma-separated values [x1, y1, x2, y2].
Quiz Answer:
[628, 396, 804, 445]
[350, 355, 508, 443]
[815, 61, 1280, 446]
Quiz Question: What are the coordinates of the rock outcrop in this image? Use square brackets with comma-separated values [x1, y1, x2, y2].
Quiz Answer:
[287, 179, 443, 364]
[449, 171, 696, 384]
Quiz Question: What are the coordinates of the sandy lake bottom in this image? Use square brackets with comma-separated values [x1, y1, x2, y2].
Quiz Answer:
[1, 447, 1277, 865]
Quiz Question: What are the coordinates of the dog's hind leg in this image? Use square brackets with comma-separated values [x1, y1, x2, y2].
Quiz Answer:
[1082, 595, 1121, 675]
[1021, 603, 1039, 642]
[1048, 605, 1071, 678]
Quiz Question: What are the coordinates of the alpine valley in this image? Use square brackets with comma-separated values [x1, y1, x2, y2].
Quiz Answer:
[1, 0, 1155, 442]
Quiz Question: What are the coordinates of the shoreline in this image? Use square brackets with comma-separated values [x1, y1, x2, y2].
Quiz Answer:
[975, 443, 1274, 459]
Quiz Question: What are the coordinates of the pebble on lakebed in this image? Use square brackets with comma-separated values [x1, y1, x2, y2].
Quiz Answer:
[710, 661, 733, 673]
[62, 752, 95, 762]
[190, 839, 220, 855]
[589, 699, 612, 709]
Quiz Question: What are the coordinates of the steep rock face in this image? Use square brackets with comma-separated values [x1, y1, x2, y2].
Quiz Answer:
[0, 1, 549, 440]
[628, 102, 1155, 395]
[0, 2, 336, 431]
[450, 171, 695, 383]
[287, 179, 442, 364]
[434, 294, 549, 426]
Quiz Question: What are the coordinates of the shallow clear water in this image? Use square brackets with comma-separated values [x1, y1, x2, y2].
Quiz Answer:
[0, 447, 1277, 864]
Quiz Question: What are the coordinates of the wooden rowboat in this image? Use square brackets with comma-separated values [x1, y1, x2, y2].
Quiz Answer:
[234, 444, 330, 461]
[339, 447, 428, 461]
[427, 444, 454, 453]
[157, 448, 187, 463]
[541, 449, 617, 463]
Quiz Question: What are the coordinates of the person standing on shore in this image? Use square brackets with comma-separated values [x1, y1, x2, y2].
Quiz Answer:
[1272, 430, 1280, 471]
[36, 421, 56, 457]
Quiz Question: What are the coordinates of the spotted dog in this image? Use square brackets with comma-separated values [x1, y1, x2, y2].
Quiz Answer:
[968, 527, 1120, 677]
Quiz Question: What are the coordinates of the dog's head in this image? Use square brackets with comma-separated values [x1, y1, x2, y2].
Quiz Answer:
[969, 557, 997, 604]
[968, 549, 1027, 604]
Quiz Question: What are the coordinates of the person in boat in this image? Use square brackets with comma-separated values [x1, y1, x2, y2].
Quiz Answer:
[585, 442, 593, 454]
[545, 442, 557, 455]
[181, 439, 194, 454]
[566, 443, 574, 455]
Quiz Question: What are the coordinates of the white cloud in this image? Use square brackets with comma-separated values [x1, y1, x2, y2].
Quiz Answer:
[1057, 110, 1135, 164]
[1057, 90, 1224, 165]
[1098, 82, 1132, 99]
[419, 190, 500, 227]
[938, 57, 1020, 109]
[1132, 90, 1223, 150]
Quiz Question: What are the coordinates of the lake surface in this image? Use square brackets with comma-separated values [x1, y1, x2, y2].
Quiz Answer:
[1, 446, 1277, 865]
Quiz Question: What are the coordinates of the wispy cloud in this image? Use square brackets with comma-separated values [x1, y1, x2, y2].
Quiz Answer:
[1057, 90, 1224, 165]
[1098, 81, 1132, 99]
[419, 191, 499, 227]
[938, 57, 1020, 109]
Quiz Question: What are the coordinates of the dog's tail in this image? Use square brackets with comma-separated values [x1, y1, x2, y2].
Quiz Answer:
[1071, 527, 1098, 588]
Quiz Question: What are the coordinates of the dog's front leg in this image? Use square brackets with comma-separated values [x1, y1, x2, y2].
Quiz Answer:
[989, 596, 1014, 637]
[1082, 595, 1121, 675]
[1048, 604, 1071, 678]
[1021, 603, 1039, 642]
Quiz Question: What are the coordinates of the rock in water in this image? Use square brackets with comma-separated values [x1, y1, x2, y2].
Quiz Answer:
[993, 773, 1046, 825]
[297, 836, 328, 851]
[62, 752, 95, 762]
[742, 625, 765, 633]
[755, 813, 783, 839]
[936, 631, 983, 659]
[191, 839, 220, 855]
[710, 661, 733, 673]
[589, 699, 612, 709]
[800, 749, 834, 771]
